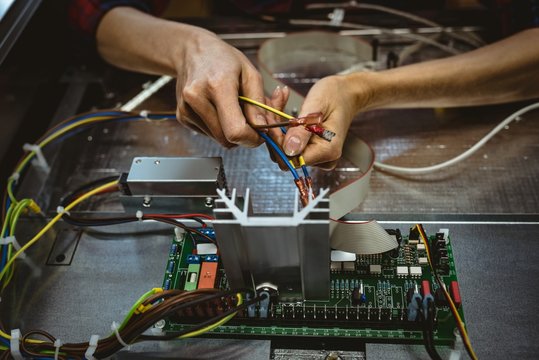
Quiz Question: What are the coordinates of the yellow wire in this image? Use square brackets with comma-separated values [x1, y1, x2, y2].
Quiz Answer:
[179, 293, 243, 339]
[416, 225, 478, 360]
[0, 180, 119, 341]
[239, 96, 308, 168]
[239, 96, 293, 120]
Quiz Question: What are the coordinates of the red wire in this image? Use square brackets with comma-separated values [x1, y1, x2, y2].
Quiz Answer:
[146, 213, 215, 220]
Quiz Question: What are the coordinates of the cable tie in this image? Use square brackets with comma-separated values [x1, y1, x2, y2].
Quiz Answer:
[328, 8, 345, 26]
[9, 172, 20, 184]
[54, 339, 63, 360]
[0, 236, 15, 245]
[1, 236, 27, 260]
[84, 334, 99, 360]
[56, 206, 70, 216]
[139, 110, 149, 120]
[22, 143, 50, 173]
[174, 227, 185, 238]
[136, 210, 144, 221]
[10, 329, 23, 360]
[111, 321, 130, 350]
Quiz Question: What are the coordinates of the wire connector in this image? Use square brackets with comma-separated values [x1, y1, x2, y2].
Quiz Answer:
[306, 125, 335, 142]
[289, 112, 323, 127]
[10, 329, 23, 360]
[294, 178, 310, 207]
[84, 334, 99, 360]
[23, 143, 50, 173]
[54, 339, 63, 360]
[111, 321, 131, 350]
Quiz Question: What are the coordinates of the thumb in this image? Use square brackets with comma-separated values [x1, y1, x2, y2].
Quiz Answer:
[283, 88, 326, 157]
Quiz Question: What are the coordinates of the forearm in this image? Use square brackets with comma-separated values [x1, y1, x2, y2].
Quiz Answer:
[353, 28, 539, 110]
[96, 7, 212, 76]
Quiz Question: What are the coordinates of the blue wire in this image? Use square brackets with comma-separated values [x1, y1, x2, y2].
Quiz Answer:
[259, 132, 299, 180]
[0, 336, 8, 346]
[279, 126, 310, 178]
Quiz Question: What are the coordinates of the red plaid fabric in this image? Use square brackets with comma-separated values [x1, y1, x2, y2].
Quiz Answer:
[68, 0, 169, 38]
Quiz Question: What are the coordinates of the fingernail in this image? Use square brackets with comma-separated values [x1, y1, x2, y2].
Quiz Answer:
[272, 86, 281, 98]
[284, 136, 301, 156]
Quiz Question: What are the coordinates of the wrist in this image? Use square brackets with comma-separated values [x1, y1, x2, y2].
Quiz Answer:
[343, 71, 388, 113]
[167, 24, 218, 76]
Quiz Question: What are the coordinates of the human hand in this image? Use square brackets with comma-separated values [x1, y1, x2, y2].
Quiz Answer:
[280, 74, 373, 170]
[175, 29, 267, 148]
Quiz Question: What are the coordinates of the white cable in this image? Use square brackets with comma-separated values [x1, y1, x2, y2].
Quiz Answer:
[111, 321, 131, 350]
[120, 75, 172, 112]
[306, 1, 485, 47]
[289, 19, 461, 55]
[374, 102, 539, 175]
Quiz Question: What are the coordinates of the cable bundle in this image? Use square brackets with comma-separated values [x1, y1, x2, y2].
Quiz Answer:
[1, 288, 265, 359]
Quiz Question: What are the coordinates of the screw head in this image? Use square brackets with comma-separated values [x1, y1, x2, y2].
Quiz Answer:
[204, 197, 214, 208]
[155, 319, 166, 329]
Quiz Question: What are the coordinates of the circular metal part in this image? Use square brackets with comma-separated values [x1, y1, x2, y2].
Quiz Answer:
[154, 319, 166, 329]
[142, 195, 152, 208]
[154, 160, 160, 165]
[204, 197, 214, 208]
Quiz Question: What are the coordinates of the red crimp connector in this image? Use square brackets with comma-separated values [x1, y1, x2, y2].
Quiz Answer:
[289, 112, 323, 127]
[306, 125, 336, 142]
[294, 178, 310, 207]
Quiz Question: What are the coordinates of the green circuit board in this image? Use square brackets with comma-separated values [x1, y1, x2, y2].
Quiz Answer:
[161, 228, 465, 345]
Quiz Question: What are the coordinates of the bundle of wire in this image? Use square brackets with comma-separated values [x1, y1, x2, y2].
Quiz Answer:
[0, 288, 266, 359]
[0, 110, 179, 291]
[413, 224, 478, 360]
[239, 96, 329, 206]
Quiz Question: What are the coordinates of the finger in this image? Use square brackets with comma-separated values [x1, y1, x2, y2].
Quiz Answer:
[267, 86, 288, 145]
[240, 62, 268, 130]
[282, 85, 328, 156]
[181, 81, 237, 147]
[176, 104, 213, 138]
[207, 59, 265, 147]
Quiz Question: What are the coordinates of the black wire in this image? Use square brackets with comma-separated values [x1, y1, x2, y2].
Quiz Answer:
[420, 300, 442, 360]
[60, 175, 120, 207]
[138, 293, 267, 341]
[97, 290, 261, 358]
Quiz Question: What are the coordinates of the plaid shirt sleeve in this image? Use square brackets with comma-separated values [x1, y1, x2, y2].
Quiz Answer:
[68, 0, 169, 39]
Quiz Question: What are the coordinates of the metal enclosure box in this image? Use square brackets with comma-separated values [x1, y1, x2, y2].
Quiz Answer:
[120, 157, 227, 214]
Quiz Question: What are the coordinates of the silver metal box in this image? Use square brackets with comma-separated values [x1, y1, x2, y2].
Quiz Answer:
[120, 157, 226, 214]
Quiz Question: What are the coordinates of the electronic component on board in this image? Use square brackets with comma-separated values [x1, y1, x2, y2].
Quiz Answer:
[184, 255, 201, 291]
[369, 264, 382, 275]
[197, 256, 219, 289]
[410, 266, 422, 278]
[397, 266, 409, 277]
[342, 261, 355, 272]
[450, 280, 462, 308]
[351, 282, 366, 306]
